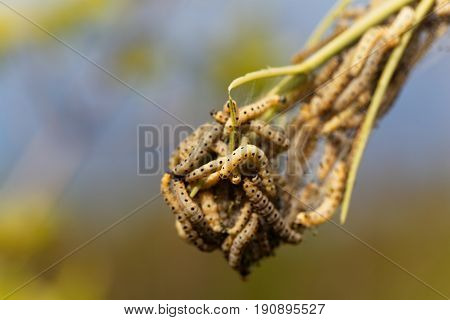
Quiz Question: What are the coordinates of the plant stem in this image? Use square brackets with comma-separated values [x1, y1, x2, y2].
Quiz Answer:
[306, 0, 353, 48]
[228, 0, 415, 99]
[340, 0, 436, 224]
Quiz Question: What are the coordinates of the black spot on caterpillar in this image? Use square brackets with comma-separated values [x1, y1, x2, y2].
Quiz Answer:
[169, 124, 211, 170]
[350, 27, 385, 77]
[172, 177, 205, 224]
[249, 120, 289, 149]
[243, 179, 302, 244]
[219, 145, 269, 179]
[173, 122, 223, 176]
[224, 95, 285, 133]
[161, 173, 215, 251]
[185, 157, 226, 183]
[228, 213, 259, 269]
[199, 191, 222, 233]
[172, 178, 220, 246]
[210, 109, 229, 124]
[259, 168, 277, 198]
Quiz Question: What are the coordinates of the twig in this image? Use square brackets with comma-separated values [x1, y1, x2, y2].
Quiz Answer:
[306, 0, 353, 48]
[340, 0, 436, 224]
[227, 0, 416, 100]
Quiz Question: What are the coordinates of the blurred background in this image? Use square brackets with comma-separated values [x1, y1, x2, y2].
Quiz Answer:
[0, 0, 449, 299]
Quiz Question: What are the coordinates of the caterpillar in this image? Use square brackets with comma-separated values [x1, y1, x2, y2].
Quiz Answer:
[299, 117, 321, 172]
[219, 145, 269, 179]
[224, 95, 286, 133]
[228, 201, 252, 235]
[210, 140, 228, 156]
[350, 27, 385, 77]
[333, 77, 368, 111]
[178, 220, 217, 252]
[161, 173, 189, 235]
[200, 171, 221, 190]
[161, 173, 215, 251]
[255, 230, 273, 258]
[174, 220, 188, 240]
[296, 160, 347, 227]
[298, 182, 320, 210]
[435, 0, 450, 17]
[185, 157, 226, 183]
[172, 123, 222, 176]
[172, 177, 205, 224]
[323, 102, 359, 134]
[172, 178, 219, 245]
[210, 109, 229, 124]
[324, 88, 370, 133]
[161, 173, 181, 214]
[176, 124, 211, 162]
[228, 213, 259, 269]
[314, 56, 340, 87]
[343, 112, 365, 129]
[384, 7, 415, 47]
[334, 33, 392, 112]
[298, 48, 355, 122]
[243, 179, 302, 244]
[287, 182, 320, 223]
[199, 191, 222, 232]
[258, 167, 277, 198]
[316, 141, 339, 181]
[249, 120, 289, 149]
[222, 202, 252, 253]
[169, 137, 198, 171]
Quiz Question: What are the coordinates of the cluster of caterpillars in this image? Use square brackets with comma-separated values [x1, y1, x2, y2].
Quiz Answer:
[161, 2, 449, 276]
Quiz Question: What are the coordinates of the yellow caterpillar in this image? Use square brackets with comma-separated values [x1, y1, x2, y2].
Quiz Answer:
[228, 213, 259, 269]
[384, 7, 415, 47]
[185, 157, 226, 183]
[219, 145, 269, 179]
[314, 56, 340, 87]
[224, 95, 286, 133]
[249, 120, 289, 149]
[173, 123, 222, 176]
[161, 173, 215, 251]
[435, 0, 450, 17]
[199, 191, 222, 233]
[298, 48, 355, 122]
[210, 109, 228, 124]
[222, 202, 252, 253]
[243, 179, 302, 244]
[317, 141, 339, 181]
[296, 160, 347, 227]
[350, 27, 385, 77]
[210, 140, 228, 156]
